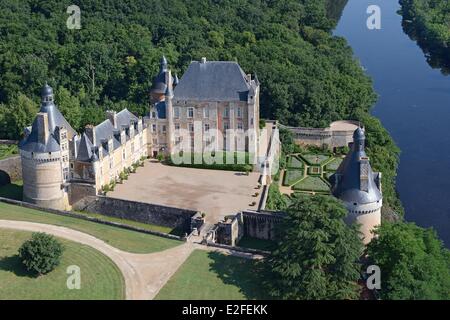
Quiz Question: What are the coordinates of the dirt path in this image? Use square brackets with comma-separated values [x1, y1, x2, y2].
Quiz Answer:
[0, 220, 194, 300]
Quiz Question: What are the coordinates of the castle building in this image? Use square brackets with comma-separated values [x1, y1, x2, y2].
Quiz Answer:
[19, 84, 148, 210]
[146, 57, 260, 158]
[331, 128, 382, 244]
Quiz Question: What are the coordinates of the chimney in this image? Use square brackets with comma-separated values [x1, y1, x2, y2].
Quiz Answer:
[106, 110, 118, 128]
[36, 112, 49, 144]
[85, 125, 96, 145]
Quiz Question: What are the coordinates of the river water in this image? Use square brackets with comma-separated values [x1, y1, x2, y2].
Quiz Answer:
[334, 0, 450, 246]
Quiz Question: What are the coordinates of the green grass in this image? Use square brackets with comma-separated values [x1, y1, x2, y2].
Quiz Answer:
[283, 169, 304, 186]
[237, 236, 277, 252]
[0, 144, 18, 160]
[0, 181, 23, 201]
[167, 151, 252, 172]
[301, 153, 331, 165]
[325, 158, 343, 171]
[287, 155, 303, 169]
[0, 229, 124, 300]
[155, 250, 269, 300]
[75, 211, 183, 236]
[293, 176, 330, 192]
[0, 202, 181, 254]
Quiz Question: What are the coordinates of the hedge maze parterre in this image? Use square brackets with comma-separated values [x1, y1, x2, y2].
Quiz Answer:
[282, 153, 343, 195]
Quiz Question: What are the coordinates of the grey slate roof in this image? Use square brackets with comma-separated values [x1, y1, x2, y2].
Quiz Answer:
[20, 84, 76, 153]
[331, 128, 382, 204]
[76, 133, 94, 162]
[173, 60, 252, 102]
[93, 109, 139, 156]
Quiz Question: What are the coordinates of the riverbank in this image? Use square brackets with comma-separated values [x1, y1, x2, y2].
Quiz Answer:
[335, 0, 450, 246]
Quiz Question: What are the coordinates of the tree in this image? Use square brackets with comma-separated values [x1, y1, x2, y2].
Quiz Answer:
[55, 86, 82, 132]
[265, 195, 363, 299]
[367, 222, 450, 300]
[19, 232, 64, 275]
[4, 93, 38, 139]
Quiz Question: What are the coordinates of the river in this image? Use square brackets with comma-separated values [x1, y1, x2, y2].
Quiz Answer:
[334, 0, 450, 246]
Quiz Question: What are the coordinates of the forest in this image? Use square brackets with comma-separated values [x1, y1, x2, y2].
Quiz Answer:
[0, 0, 401, 214]
[400, 0, 450, 73]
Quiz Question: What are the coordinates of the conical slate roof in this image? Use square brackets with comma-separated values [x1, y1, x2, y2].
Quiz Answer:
[20, 84, 76, 153]
[76, 133, 94, 162]
[331, 128, 382, 204]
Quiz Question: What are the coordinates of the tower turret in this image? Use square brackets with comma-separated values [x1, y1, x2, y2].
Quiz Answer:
[331, 127, 382, 244]
[19, 84, 74, 210]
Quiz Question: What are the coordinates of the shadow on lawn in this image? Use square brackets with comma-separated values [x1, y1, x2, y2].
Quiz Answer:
[0, 182, 23, 201]
[0, 254, 35, 278]
[207, 252, 270, 300]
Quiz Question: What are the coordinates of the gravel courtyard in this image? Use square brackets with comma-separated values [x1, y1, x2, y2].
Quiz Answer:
[108, 162, 262, 224]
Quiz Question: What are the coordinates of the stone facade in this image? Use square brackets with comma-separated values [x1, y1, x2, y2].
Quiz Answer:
[0, 156, 21, 186]
[145, 57, 260, 158]
[76, 196, 197, 233]
[20, 84, 147, 210]
[283, 120, 360, 149]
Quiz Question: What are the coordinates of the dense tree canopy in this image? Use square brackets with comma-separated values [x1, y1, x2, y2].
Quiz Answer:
[368, 222, 450, 300]
[266, 195, 363, 300]
[400, 0, 450, 73]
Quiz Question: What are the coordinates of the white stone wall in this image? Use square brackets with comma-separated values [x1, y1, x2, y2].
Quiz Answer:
[344, 199, 382, 244]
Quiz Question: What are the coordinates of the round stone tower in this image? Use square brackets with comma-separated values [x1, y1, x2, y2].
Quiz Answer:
[19, 84, 75, 210]
[331, 128, 382, 244]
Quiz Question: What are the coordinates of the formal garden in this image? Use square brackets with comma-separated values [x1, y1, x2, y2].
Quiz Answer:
[281, 152, 343, 196]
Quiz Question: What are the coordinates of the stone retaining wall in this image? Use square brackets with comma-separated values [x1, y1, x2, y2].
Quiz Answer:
[0, 197, 184, 241]
[76, 195, 198, 234]
[0, 156, 21, 186]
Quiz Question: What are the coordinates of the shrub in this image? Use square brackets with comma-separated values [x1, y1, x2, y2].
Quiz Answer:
[19, 233, 64, 275]
[157, 153, 165, 162]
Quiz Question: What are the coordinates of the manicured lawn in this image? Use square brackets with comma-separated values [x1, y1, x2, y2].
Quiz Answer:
[75, 211, 182, 236]
[0, 229, 124, 300]
[155, 250, 269, 300]
[301, 153, 331, 165]
[237, 236, 277, 252]
[325, 158, 343, 171]
[287, 155, 303, 169]
[0, 181, 23, 201]
[0, 202, 181, 254]
[283, 169, 304, 186]
[293, 176, 330, 192]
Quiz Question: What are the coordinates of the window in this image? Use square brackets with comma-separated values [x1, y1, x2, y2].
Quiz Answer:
[175, 123, 180, 131]
[224, 122, 229, 130]
[189, 123, 194, 132]
[223, 107, 229, 118]
[204, 123, 210, 132]
[237, 122, 243, 130]
[174, 107, 180, 119]
[152, 124, 156, 132]
[188, 107, 194, 118]
[237, 107, 242, 118]
[122, 149, 126, 160]
[152, 111, 156, 118]
[162, 125, 166, 133]
[176, 137, 182, 144]
[204, 108, 209, 118]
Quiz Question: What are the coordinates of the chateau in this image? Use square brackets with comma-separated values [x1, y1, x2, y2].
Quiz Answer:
[19, 57, 261, 211]
[19, 85, 148, 210]
[18, 56, 380, 244]
[146, 57, 260, 157]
